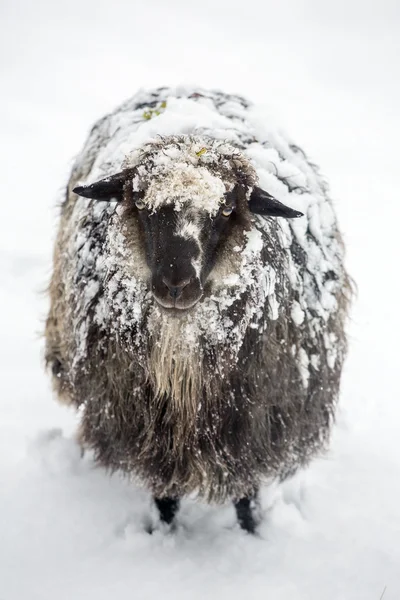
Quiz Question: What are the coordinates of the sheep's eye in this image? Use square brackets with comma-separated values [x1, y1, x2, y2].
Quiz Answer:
[135, 198, 146, 210]
[221, 204, 233, 217]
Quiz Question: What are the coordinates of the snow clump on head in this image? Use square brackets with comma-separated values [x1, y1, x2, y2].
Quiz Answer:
[123, 135, 257, 216]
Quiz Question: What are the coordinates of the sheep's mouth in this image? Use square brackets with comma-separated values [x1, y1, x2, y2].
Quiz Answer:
[153, 294, 202, 313]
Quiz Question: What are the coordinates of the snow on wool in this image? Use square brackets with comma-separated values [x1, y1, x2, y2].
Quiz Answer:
[45, 86, 351, 505]
[72, 89, 341, 357]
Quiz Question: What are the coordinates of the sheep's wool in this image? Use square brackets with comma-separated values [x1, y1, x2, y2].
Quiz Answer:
[48, 86, 351, 498]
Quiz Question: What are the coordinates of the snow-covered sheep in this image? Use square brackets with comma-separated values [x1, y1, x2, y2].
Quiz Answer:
[45, 86, 351, 533]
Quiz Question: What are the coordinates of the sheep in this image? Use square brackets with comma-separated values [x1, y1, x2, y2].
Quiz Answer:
[45, 86, 351, 533]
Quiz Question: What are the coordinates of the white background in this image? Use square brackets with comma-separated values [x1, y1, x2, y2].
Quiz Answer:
[1, 1, 399, 598]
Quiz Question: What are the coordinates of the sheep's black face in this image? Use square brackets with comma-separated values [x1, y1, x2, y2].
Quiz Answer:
[136, 200, 235, 311]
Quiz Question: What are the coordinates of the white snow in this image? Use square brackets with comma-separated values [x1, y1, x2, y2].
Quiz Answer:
[1, 1, 400, 599]
[291, 300, 305, 325]
[298, 347, 310, 388]
[128, 138, 231, 215]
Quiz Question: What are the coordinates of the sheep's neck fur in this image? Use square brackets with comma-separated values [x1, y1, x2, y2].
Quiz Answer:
[147, 313, 205, 445]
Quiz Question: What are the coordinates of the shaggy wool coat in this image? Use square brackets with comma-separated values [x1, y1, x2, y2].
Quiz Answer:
[45, 87, 351, 501]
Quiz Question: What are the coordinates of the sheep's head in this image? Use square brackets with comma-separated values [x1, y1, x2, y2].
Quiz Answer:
[74, 136, 302, 312]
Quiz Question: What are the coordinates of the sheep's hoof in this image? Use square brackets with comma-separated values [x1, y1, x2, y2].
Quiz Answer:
[234, 495, 260, 534]
[154, 497, 180, 526]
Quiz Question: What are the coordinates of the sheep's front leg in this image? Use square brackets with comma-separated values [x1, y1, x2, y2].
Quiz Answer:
[234, 492, 260, 534]
[154, 497, 180, 526]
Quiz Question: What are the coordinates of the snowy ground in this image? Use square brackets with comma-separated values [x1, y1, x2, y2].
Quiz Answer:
[1, 1, 400, 598]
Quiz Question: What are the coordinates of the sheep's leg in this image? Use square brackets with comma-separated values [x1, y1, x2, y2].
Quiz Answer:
[154, 497, 180, 525]
[234, 492, 260, 534]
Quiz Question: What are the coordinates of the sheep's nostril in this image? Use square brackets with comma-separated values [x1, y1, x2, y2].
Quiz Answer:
[162, 277, 192, 298]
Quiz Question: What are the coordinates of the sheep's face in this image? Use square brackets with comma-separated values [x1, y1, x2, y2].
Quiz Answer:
[133, 181, 244, 311]
[73, 137, 303, 313]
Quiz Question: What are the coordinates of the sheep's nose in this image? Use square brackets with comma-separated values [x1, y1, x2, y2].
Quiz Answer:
[162, 276, 191, 299]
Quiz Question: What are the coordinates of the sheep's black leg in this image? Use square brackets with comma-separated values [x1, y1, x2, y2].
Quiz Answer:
[154, 497, 180, 525]
[234, 492, 259, 534]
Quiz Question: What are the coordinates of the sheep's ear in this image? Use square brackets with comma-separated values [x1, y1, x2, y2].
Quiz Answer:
[73, 170, 133, 201]
[249, 186, 303, 218]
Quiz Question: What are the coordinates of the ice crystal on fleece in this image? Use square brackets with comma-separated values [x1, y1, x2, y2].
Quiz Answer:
[291, 301, 305, 326]
[298, 348, 310, 389]
[200, 231, 277, 355]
